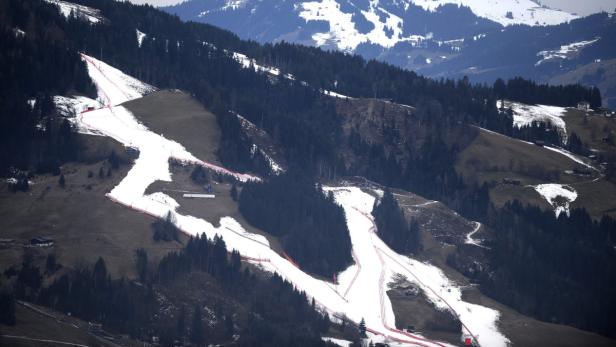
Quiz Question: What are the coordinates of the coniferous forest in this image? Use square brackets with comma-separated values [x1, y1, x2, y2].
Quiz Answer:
[239, 173, 353, 278]
[372, 190, 421, 255]
[6, 235, 335, 346]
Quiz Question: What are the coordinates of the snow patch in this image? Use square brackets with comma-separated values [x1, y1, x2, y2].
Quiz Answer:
[322, 89, 353, 100]
[411, 0, 577, 26]
[45, 0, 104, 24]
[322, 337, 352, 347]
[298, 0, 427, 51]
[543, 146, 599, 172]
[136, 29, 147, 47]
[536, 38, 600, 66]
[222, 0, 248, 11]
[533, 184, 578, 217]
[232, 52, 285, 77]
[53, 96, 101, 116]
[497, 100, 568, 143]
[250, 144, 284, 175]
[465, 222, 487, 248]
[13, 28, 25, 37]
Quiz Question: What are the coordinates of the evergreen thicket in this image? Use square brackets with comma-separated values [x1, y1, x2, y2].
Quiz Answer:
[0, 0, 96, 175]
[23, 234, 334, 346]
[239, 174, 352, 278]
[480, 202, 616, 337]
[372, 190, 421, 255]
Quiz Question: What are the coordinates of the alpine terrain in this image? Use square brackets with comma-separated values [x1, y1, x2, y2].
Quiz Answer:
[0, 0, 615, 347]
[165, 0, 616, 108]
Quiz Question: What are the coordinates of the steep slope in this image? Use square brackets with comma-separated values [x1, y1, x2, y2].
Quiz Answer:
[4, 0, 616, 343]
[67, 50, 505, 347]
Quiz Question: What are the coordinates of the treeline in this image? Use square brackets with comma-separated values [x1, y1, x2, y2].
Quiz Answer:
[494, 77, 602, 109]
[239, 173, 353, 278]
[372, 190, 421, 255]
[4, 234, 334, 346]
[0, 0, 95, 175]
[478, 201, 616, 337]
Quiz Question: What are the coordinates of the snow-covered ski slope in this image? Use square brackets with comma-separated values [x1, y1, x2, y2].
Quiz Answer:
[81, 54, 155, 107]
[69, 54, 507, 347]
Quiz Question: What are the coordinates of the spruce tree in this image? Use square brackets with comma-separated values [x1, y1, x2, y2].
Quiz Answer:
[359, 318, 367, 338]
[230, 183, 238, 201]
[176, 305, 186, 337]
[0, 293, 16, 326]
[190, 304, 205, 345]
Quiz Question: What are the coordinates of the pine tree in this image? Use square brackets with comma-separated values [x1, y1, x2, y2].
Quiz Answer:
[359, 318, 367, 338]
[93, 257, 108, 290]
[134, 248, 148, 283]
[176, 305, 186, 337]
[230, 183, 238, 201]
[45, 254, 58, 274]
[58, 174, 65, 188]
[0, 293, 16, 326]
[190, 304, 205, 345]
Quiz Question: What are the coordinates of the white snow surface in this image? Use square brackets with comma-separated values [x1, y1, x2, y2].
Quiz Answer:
[45, 0, 104, 24]
[81, 54, 155, 106]
[543, 146, 599, 172]
[322, 337, 352, 347]
[136, 29, 147, 47]
[71, 56, 507, 347]
[230, 49, 352, 100]
[536, 38, 600, 66]
[533, 184, 578, 217]
[497, 100, 568, 142]
[13, 28, 25, 37]
[296, 0, 575, 51]
[411, 0, 577, 26]
[53, 96, 101, 116]
[250, 144, 285, 175]
[465, 222, 487, 248]
[298, 0, 427, 51]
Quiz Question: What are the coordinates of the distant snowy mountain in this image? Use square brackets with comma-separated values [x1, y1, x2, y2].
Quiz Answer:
[165, 0, 576, 52]
[164, 0, 616, 107]
[411, 0, 578, 26]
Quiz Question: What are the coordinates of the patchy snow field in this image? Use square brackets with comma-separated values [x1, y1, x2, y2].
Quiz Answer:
[536, 38, 600, 66]
[534, 184, 578, 217]
[45, 0, 105, 24]
[543, 146, 598, 172]
[68, 55, 507, 347]
[411, 0, 576, 26]
[298, 0, 426, 51]
[497, 100, 568, 142]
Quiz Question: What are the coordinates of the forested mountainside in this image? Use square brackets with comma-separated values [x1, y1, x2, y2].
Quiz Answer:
[1, 0, 616, 345]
